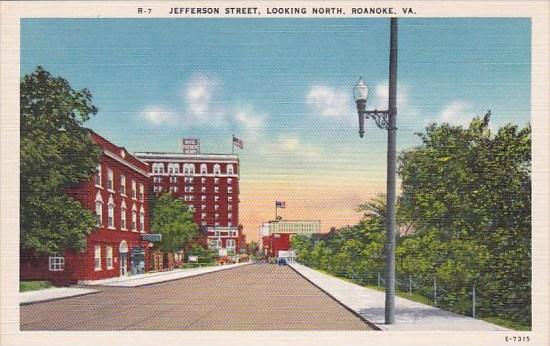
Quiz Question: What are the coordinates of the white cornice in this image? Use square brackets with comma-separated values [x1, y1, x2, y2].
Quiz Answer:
[104, 151, 150, 178]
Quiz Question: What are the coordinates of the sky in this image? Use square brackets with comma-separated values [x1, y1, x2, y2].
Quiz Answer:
[21, 18, 531, 241]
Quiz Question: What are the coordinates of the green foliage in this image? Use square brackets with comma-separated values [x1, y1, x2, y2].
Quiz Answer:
[150, 194, 199, 253]
[186, 244, 218, 263]
[293, 114, 531, 327]
[20, 66, 101, 254]
[20, 280, 54, 292]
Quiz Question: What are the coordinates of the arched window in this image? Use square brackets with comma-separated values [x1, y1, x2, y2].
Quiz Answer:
[227, 164, 234, 175]
[168, 163, 180, 175]
[121, 200, 127, 230]
[152, 163, 164, 174]
[200, 164, 208, 175]
[107, 195, 115, 228]
[132, 204, 137, 231]
[184, 163, 195, 176]
[139, 206, 145, 232]
[213, 164, 221, 176]
[95, 191, 103, 226]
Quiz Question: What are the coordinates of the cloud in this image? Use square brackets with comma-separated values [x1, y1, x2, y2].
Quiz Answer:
[371, 81, 410, 111]
[183, 74, 224, 123]
[439, 100, 474, 126]
[232, 106, 267, 143]
[273, 134, 321, 160]
[305, 85, 354, 119]
[141, 106, 177, 126]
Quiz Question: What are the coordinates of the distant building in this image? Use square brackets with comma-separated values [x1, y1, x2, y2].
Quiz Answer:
[21, 131, 153, 285]
[261, 220, 320, 258]
[135, 138, 243, 255]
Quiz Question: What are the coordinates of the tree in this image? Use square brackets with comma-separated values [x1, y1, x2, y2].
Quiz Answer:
[398, 113, 531, 324]
[246, 241, 260, 256]
[150, 193, 199, 253]
[20, 66, 102, 254]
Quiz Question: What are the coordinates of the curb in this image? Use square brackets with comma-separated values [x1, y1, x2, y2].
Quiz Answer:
[20, 289, 100, 306]
[287, 263, 381, 331]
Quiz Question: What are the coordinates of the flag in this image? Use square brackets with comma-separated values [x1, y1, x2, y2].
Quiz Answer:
[233, 136, 244, 149]
[276, 201, 286, 208]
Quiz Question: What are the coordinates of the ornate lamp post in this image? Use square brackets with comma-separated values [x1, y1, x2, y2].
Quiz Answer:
[353, 18, 398, 324]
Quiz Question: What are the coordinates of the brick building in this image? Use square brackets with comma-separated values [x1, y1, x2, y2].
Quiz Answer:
[20, 132, 153, 285]
[260, 220, 320, 258]
[135, 139, 243, 256]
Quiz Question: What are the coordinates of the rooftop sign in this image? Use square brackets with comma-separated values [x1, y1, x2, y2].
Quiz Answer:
[182, 138, 200, 154]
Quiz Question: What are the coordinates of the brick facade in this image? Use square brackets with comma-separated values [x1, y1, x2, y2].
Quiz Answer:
[20, 132, 152, 285]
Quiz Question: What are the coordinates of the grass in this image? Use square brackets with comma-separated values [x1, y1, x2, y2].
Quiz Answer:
[313, 268, 530, 331]
[20, 280, 54, 292]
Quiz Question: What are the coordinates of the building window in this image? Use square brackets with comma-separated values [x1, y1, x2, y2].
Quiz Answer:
[94, 245, 101, 271]
[209, 239, 221, 249]
[201, 213, 206, 219]
[201, 177, 206, 184]
[227, 164, 234, 175]
[154, 186, 162, 193]
[95, 164, 102, 187]
[120, 175, 126, 195]
[201, 196, 207, 202]
[140, 208, 145, 232]
[200, 164, 207, 175]
[132, 205, 137, 231]
[170, 186, 178, 193]
[154, 176, 162, 183]
[228, 205, 232, 211]
[226, 239, 236, 249]
[184, 164, 195, 176]
[184, 186, 194, 193]
[228, 222, 233, 227]
[228, 213, 232, 219]
[139, 184, 144, 201]
[48, 254, 64, 271]
[131, 180, 137, 199]
[95, 201, 103, 226]
[213, 164, 221, 176]
[201, 186, 206, 193]
[121, 204, 127, 230]
[228, 178, 232, 184]
[107, 168, 114, 191]
[214, 187, 219, 193]
[228, 196, 233, 202]
[215, 222, 220, 227]
[184, 177, 194, 183]
[215, 213, 219, 220]
[201, 221, 207, 226]
[170, 176, 177, 184]
[106, 246, 113, 269]
[228, 187, 233, 194]
[201, 204, 206, 210]
[168, 163, 180, 175]
[214, 177, 219, 185]
[214, 205, 219, 211]
[153, 163, 164, 174]
[215, 196, 220, 202]
[107, 196, 115, 229]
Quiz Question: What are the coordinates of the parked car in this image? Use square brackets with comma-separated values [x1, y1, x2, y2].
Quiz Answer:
[277, 258, 287, 266]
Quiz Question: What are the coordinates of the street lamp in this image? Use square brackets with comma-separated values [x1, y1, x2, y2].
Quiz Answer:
[353, 18, 398, 325]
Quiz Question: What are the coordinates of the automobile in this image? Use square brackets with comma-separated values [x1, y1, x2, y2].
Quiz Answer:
[277, 258, 287, 266]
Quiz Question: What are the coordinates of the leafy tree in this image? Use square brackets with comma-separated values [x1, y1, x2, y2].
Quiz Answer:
[246, 241, 260, 256]
[20, 66, 101, 254]
[150, 193, 199, 253]
[186, 244, 217, 263]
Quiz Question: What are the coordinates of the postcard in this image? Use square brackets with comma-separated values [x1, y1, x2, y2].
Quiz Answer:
[1, 1, 548, 346]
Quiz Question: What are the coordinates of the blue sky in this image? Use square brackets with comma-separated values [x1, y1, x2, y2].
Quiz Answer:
[21, 18, 531, 235]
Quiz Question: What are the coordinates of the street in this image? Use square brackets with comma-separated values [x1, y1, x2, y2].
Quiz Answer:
[20, 264, 372, 330]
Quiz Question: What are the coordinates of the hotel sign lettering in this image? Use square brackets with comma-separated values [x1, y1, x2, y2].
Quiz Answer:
[182, 138, 200, 154]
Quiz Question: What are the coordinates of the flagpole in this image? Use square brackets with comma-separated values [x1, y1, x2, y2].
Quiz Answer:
[275, 203, 278, 220]
[231, 134, 234, 154]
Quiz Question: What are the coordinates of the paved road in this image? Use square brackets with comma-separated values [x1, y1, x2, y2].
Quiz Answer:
[20, 264, 372, 330]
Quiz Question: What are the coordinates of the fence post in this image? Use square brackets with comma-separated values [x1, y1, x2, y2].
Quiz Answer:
[377, 272, 381, 288]
[409, 274, 412, 295]
[472, 284, 476, 319]
[433, 277, 437, 306]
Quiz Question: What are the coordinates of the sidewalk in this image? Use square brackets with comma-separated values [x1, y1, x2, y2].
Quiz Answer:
[20, 287, 99, 305]
[82, 262, 250, 287]
[288, 262, 509, 331]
